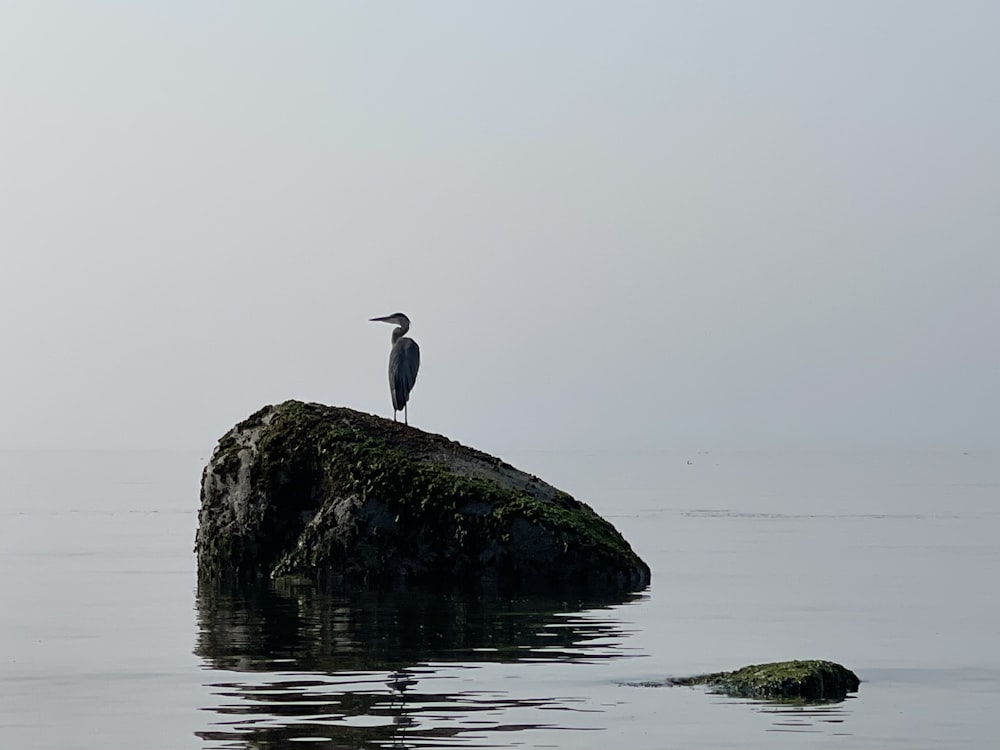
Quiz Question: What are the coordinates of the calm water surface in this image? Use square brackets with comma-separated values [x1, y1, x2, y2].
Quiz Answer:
[1, 448, 997, 748]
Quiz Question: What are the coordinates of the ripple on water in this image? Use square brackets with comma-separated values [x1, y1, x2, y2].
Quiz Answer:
[195, 583, 644, 748]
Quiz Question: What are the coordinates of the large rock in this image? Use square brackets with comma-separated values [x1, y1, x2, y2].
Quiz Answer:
[196, 401, 650, 594]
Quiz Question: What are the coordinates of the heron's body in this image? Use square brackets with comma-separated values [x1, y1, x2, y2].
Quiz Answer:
[370, 313, 420, 425]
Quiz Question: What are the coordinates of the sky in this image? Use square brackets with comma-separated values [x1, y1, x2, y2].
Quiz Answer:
[1, 1, 997, 453]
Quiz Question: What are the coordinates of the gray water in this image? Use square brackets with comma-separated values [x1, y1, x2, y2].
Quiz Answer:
[1, 448, 997, 749]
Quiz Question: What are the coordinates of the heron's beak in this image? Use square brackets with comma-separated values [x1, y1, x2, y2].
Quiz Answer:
[369, 315, 394, 323]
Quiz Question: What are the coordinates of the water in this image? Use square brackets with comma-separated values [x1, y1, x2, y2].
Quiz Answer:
[1, 448, 998, 748]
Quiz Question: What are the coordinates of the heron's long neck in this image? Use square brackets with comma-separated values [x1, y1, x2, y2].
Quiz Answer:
[391, 322, 409, 344]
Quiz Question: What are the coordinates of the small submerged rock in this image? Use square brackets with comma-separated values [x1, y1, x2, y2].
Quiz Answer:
[196, 401, 650, 594]
[670, 660, 860, 701]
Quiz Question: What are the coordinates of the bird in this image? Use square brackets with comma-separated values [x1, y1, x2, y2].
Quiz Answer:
[369, 312, 420, 425]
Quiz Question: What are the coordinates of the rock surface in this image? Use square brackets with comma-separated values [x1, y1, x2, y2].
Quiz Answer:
[196, 401, 650, 594]
[669, 660, 860, 701]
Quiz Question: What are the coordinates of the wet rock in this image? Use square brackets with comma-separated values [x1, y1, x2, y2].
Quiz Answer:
[196, 401, 650, 594]
[670, 660, 860, 701]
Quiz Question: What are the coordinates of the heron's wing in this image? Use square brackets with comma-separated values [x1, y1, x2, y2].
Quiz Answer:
[388, 338, 420, 410]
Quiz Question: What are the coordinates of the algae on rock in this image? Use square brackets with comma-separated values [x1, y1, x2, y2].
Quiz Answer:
[196, 401, 650, 594]
[670, 660, 860, 702]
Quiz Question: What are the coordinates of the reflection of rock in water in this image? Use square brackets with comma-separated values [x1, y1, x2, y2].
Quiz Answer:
[194, 581, 642, 748]
[195, 580, 641, 673]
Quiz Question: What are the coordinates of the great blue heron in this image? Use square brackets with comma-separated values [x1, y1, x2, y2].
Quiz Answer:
[369, 312, 420, 425]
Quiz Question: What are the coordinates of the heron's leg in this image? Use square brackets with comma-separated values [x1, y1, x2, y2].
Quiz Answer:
[404, 404, 408, 426]
[393, 411, 397, 423]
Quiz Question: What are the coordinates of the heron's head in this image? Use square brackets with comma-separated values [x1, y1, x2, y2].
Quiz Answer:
[369, 312, 410, 327]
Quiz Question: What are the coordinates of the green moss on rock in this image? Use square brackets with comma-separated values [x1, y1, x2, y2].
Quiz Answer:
[672, 660, 860, 702]
[196, 400, 650, 594]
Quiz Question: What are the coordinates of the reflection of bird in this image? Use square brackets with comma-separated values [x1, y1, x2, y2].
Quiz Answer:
[369, 313, 421, 425]
[386, 669, 417, 748]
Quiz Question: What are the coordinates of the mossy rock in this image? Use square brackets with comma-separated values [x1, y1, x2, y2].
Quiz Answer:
[671, 660, 860, 702]
[195, 401, 650, 594]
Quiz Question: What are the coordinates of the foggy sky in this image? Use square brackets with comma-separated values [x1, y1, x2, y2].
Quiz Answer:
[1, 2, 997, 453]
